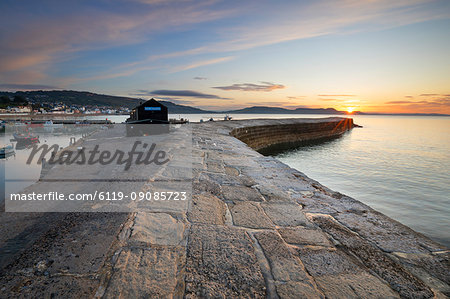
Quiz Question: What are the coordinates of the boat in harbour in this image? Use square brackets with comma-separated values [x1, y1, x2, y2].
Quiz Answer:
[0, 145, 15, 158]
[13, 132, 40, 144]
[44, 120, 64, 128]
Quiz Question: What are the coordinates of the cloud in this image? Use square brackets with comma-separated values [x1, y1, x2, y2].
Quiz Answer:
[135, 89, 230, 100]
[318, 94, 356, 97]
[0, 83, 59, 91]
[0, 0, 236, 78]
[117, 0, 449, 76]
[287, 96, 306, 100]
[213, 82, 285, 92]
[170, 56, 234, 73]
[387, 95, 450, 112]
[319, 98, 346, 102]
[161, 98, 196, 105]
[386, 101, 417, 104]
[2, 0, 449, 86]
[385, 97, 450, 110]
[245, 101, 304, 107]
[194, 77, 207, 80]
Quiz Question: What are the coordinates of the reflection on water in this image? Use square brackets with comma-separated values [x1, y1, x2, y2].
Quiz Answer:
[276, 115, 450, 247]
[1, 125, 93, 201]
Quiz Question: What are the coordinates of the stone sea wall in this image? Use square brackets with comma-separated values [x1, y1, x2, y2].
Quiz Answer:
[229, 117, 354, 152]
[0, 118, 448, 298]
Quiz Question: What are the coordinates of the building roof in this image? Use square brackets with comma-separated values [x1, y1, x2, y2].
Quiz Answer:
[133, 98, 166, 110]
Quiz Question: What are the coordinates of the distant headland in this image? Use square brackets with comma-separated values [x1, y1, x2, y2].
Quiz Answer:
[0, 90, 448, 116]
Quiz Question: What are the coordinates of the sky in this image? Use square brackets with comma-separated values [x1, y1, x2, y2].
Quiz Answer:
[0, 0, 449, 113]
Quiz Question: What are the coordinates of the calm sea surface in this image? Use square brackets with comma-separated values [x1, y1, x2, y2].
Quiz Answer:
[1, 114, 449, 246]
[275, 115, 450, 247]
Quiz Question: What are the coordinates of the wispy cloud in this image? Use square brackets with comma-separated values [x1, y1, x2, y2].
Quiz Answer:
[135, 89, 230, 100]
[319, 98, 346, 102]
[116, 0, 449, 77]
[170, 56, 234, 73]
[194, 76, 207, 80]
[386, 101, 420, 104]
[0, 0, 236, 81]
[0, 83, 60, 91]
[161, 98, 197, 105]
[385, 97, 450, 109]
[213, 82, 285, 92]
[318, 94, 356, 97]
[245, 101, 306, 107]
[1, 0, 449, 87]
[383, 92, 450, 114]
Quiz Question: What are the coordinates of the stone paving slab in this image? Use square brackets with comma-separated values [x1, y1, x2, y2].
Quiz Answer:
[277, 226, 333, 247]
[295, 247, 366, 276]
[130, 212, 186, 247]
[334, 210, 444, 254]
[185, 224, 266, 298]
[309, 213, 436, 298]
[187, 194, 226, 225]
[230, 202, 274, 229]
[315, 273, 399, 299]
[0, 212, 128, 298]
[220, 185, 264, 202]
[261, 202, 311, 227]
[104, 246, 185, 298]
[253, 231, 324, 298]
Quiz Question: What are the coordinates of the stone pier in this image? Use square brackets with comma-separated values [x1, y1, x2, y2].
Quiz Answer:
[0, 118, 448, 298]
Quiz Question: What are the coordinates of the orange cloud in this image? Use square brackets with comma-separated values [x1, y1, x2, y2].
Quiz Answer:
[213, 82, 285, 92]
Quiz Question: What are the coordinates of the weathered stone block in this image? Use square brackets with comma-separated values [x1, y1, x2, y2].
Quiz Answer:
[185, 224, 266, 298]
[188, 194, 226, 225]
[230, 202, 274, 229]
[278, 226, 332, 247]
[224, 166, 240, 176]
[334, 210, 445, 254]
[221, 185, 264, 202]
[295, 247, 362, 276]
[315, 273, 399, 299]
[104, 247, 185, 298]
[254, 231, 314, 284]
[276, 281, 324, 299]
[206, 161, 224, 173]
[192, 177, 221, 196]
[310, 214, 434, 298]
[130, 212, 185, 246]
[262, 202, 310, 227]
[255, 184, 292, 202]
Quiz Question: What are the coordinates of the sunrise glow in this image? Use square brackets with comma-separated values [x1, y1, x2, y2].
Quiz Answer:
[0, 0, 449, 114]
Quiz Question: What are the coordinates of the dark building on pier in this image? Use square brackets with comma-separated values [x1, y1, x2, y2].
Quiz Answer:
[126, 98, 169, 136]
[127, 98, 168, 124]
